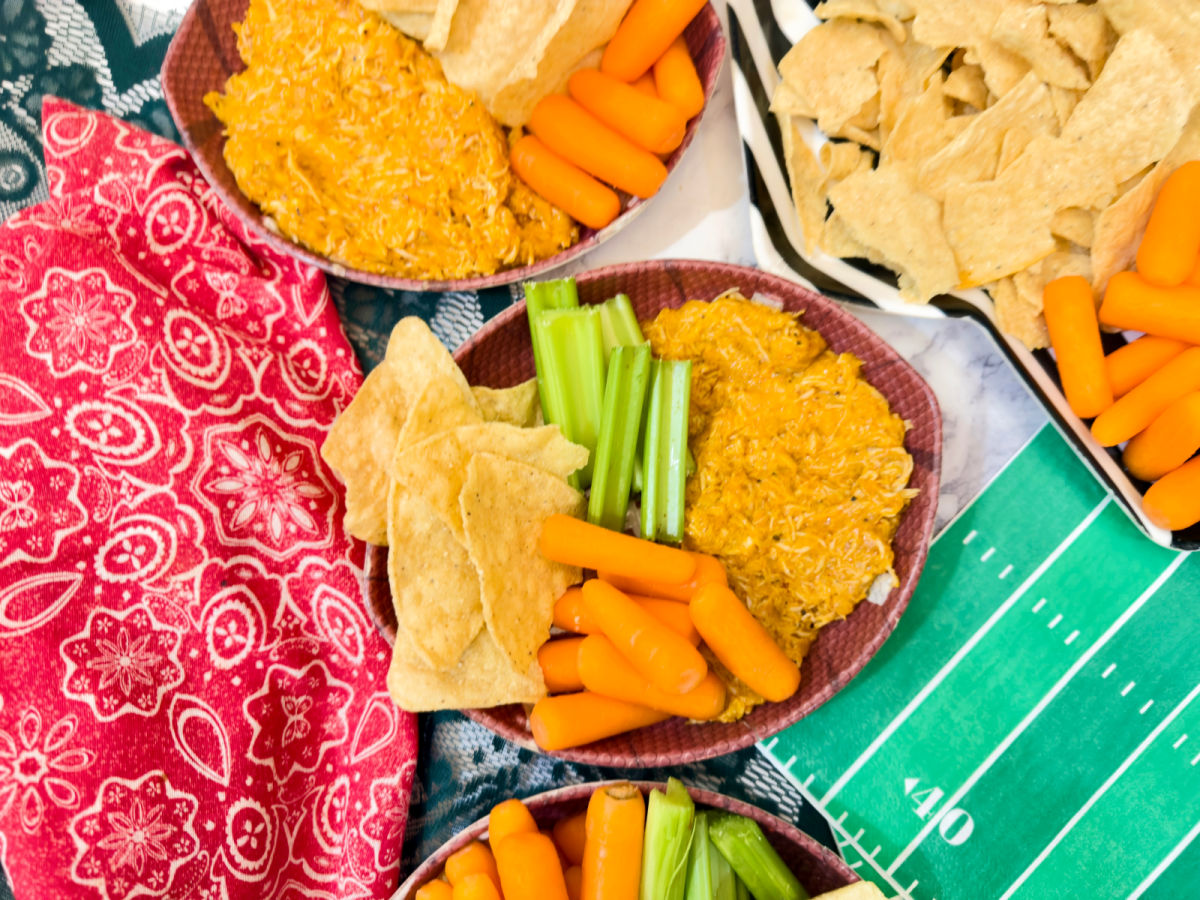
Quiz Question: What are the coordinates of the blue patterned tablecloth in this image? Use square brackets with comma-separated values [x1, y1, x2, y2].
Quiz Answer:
[0, 0, 837, 887]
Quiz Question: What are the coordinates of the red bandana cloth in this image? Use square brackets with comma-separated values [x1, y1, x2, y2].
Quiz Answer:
[0, 99, 417, 899]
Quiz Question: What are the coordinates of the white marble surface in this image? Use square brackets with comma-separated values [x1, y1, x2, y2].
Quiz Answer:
[561, 9, 1050, 532]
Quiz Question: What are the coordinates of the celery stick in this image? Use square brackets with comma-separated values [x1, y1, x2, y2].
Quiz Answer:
[641, 778, 695, 900]
[640, 358, 692, 544]
[538, 306, 606, 487]
[588, 344, 651, 530]
[735, 877, 751, 900]
[597, 293, 645, 358]
[524, 278, 579, 431]
[709, 815, 808, 900]
[685, 813, 738, 900]
[710, 837, 738, 900]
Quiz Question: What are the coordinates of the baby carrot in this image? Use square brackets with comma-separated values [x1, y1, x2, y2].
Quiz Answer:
[445, 842, 501, 892]
[1137, 161, 1200, 287]
[598, 551, 726, 602]
[1123, 393, 1200, 482]
[1105, 336, 1190, 398]
[494, 831, 570, 900]
[578, 634, 727, 719]
[1099, 271, 1200, 345]
[1091, 347, 1200, 446]
[555, 588, 702, 645]
[654, 35, 705, 119]
[539, 515, 696, 584]
[1189, 252, 1200, 287]
[565, 865, 583, 900]
[1043, 275, 1113, 419]
[631, 72, 658, 97]
[601, 0, 708, 82]
[489, 798, 538, 847]
[511, 135, 621, 231]
[529, 692, 671, 751]
[539, 637, 585, 694]
[1143, 455, 1200, 530]
[553, 812, 588, 866]
[417, 881, 454, 900]
[582, 782, 645, 900]
[690, 583, 801, 703]
[581, 579, 708, 694]
[568, 68, 687, 155]
[453, 873, 502, 900]
[530, 95, 668, 199]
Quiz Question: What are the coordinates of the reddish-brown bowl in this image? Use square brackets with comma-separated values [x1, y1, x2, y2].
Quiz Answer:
[393, 781, 860, 898]
[161, 0, 726, 291]
[364, 259, 942, 766]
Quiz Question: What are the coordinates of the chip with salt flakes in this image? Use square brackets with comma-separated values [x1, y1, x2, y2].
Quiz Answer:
[778, 21, 887, 136]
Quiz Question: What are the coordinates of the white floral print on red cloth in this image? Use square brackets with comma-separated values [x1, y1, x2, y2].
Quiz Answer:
[0, 99, 417, 900]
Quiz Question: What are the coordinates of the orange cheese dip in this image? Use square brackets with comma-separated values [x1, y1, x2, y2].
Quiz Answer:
[204, 0, 576, 280]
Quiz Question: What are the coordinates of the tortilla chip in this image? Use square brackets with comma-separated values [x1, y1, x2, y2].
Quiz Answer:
[821, 140, 875, 184]
[997, 125, 1035, 174]
[828, 162, 959, 301]
[1051, 208, 1095, 249]
[882, 75, 951, 164]
[420, 0, 460, 51]
[395, 371, 483, 451]
[943, 63, 988, 110]
[815, 0, 907, 44]
[387, 627, 545, 711]
[472, 379, 542, 426]
[970, 39, 1033, 98]
[992, 3, 1090, 90]
[988, 276, 1050, 350]
[462, 453, 583, 673]
[779, 114, 828, 254]
[1047, 4, 1116, 81]
[387, 484, 484, 671]
[770, 81, 817, 119]
[321, 318, 467, 545]
[876, 27, 950, 137]
[379, 10, 432, 40]
[1097, 0, 1200, 105]
[820, 210, 874, 259]
[1049, 86, 1081, 130]
[778, 21, 887, 135]
[908, 0, 1005, 49]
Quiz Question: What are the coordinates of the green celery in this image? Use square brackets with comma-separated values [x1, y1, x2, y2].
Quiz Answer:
[597, 293, 645, 358]
[538, 306, 606, 487]
[641, 778, 695, 900]
[685, 813, 738, 900]
[524, 278, 579, 431]
[709, 815, 808, 900]
[640, 358, 692, 544]
[588, 344, 651, 530]
[735, 878, 751, 900]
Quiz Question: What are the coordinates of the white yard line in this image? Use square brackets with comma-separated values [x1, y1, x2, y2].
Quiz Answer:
[1127, 818, 1200, 899]
[820, 500, 1110, 806]
[887, 554, 1188, 877]
[999, 677, 1200, 899]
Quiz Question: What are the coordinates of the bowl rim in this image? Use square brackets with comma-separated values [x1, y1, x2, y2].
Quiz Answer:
[393, 779, 860, 898]
[160, 0, 727, 292]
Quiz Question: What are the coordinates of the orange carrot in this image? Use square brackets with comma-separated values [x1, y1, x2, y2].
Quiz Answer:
[1043, 276, 1113, 418]
[631, 72, 658, 97]
[568, 68, 687, 155]
[1091, 347, 1200, 446]
[553, 812, 588, 866]
[445, 842, 501, 892]
[554, 587, 700, 644]
[601, 0, 708, 82]
[599, 551, 726, 601]
[511, 135, 621, 231]
[581, 782, 645, 900]
[489, 798, 538, 847]
[540, 515, 696, 584]
[1123, 393, 1200, 482]
[654, 36, 705, 119]
[453, 873, 503, 900]
[494, 831, 570, 900]
[1099, 271, 1200, 345]
[690, 583, 801, 703]
[581, 579, 708, 694]
[1188, 252, 1200, 287]
[1143, 455, 1200, 530]
[578, 634, 726, 719]
[1137, 161, 1200, 287]
[539, 637, 585, 694]
[565, 865, 583, 900]
[417, 881, 454, 900]
[529, 96, 668, 199]
[1105, 336, 1190, 398]
[529, 692, 670, 751]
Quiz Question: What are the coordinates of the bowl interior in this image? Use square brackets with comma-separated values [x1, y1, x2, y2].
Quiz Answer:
[364, 259, 942, 766]
[161, 0, 726, 291]
[394, 781, 860, 899]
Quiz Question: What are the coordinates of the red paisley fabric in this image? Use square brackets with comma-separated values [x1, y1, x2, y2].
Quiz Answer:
[0, 99, 417, 899]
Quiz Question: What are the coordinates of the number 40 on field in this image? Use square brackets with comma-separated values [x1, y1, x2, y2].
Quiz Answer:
[903, 778, 975, 846]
